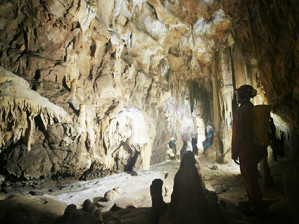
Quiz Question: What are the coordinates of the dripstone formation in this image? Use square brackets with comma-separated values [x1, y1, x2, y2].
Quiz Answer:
[0, 0, 298, 223]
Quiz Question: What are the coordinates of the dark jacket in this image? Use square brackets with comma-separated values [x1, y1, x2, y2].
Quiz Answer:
[231, 101, 266, 163]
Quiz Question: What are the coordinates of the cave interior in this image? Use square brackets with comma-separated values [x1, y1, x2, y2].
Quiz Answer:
[0, 0, 298, 223]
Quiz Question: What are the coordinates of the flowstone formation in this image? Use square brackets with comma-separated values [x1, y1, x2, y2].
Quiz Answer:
[0, 0, 233, 188]
[0, 67, 71, 152]
[0, 65, 156, 188]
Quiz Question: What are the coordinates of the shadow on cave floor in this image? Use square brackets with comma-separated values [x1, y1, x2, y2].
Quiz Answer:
[0, 154, 290, 224]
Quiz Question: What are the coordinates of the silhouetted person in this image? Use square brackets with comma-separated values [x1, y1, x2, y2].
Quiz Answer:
[232, 85, 267, 220]
[192, 137, 198, 155]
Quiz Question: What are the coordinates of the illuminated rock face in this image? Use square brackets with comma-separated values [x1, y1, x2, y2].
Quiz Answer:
[0, 0, 298, 192]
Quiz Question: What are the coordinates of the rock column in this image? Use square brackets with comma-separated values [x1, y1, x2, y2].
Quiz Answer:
[211, 54, 222, 159]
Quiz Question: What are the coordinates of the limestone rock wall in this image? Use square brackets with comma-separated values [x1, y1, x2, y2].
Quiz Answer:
[221, 0, 299, 160]
[0, 0, 225, 186]
[221, 2, 299, 221]
[0, 0, 298, 195]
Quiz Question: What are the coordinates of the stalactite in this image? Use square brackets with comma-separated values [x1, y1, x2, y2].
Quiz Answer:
[67, 78, 78, 107]
[246, 6, 259, 59]
[0, 96, 70, 150]
[24, 115, 33, 152]
[170, 71, 181, 109]
[188, 81, 194, 113]
[0, 67, 71, 150]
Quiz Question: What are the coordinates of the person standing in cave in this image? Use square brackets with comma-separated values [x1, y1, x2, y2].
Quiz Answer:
[231, 85, 267, 220]
[168, 137, 177, 156]
[202, 125, 214, 154]
[191, 137, 198, 155]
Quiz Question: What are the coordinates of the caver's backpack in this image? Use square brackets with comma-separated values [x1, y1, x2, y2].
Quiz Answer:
[243, 105, 271, 147]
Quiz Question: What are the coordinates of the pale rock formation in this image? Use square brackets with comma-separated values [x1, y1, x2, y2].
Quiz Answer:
[0, 4, 298, 220]
[196, 115, 206, 153]
[101, 105, 155, 170]
[0, 67, 70, 152]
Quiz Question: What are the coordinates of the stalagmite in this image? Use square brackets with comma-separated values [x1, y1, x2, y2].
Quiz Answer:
[140, 143, 152, 170]
[0, 4, 297, 221]
[196, 115, 206, 152]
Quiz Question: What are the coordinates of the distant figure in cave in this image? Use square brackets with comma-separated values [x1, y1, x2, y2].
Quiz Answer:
[231, 85, 267, 220]
[202, 125, 214, 154]
[191, 137, 198, 155]
[167, 137, 177, 159]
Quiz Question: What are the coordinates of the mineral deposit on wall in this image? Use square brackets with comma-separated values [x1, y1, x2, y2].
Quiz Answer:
[0, 0, 298, 195]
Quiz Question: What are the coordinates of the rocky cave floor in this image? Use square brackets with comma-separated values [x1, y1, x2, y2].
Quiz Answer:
[0, 154, 290, 224]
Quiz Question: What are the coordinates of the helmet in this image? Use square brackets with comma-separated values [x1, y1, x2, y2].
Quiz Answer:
[207, 125, 213, 131]
[235, 85, 257, 98]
